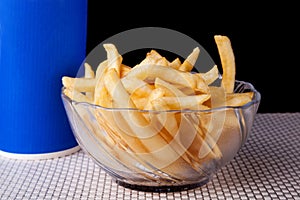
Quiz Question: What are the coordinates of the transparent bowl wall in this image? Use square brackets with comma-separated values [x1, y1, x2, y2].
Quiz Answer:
[61, 80, 260, 192]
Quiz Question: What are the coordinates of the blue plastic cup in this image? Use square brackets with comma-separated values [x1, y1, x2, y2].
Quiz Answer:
[0, 0, 87, 159]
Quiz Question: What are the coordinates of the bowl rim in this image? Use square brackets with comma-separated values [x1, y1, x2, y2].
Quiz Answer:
[61, 79, 261, 113]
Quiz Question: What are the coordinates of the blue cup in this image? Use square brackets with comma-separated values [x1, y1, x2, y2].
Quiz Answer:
[0, 0, 87, 159]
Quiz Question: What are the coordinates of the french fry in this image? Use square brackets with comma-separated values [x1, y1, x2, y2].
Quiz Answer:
[103, 43, 122, 77]
[125, 64, 197, 89]
[130, 96, 148, 110]
[84, 63, 95, 99]
[194, 73, 210, 94]
[155, 78, 187, 97]
[120, 64, 131, 77]
[169, 57, 181, 69]
[199, 65, 220, 85]
[94, 60, 109, 106]
[95, 60, 108, 79]
[204, 86, 226, 108]
[138, 49, 170, 67]
[225, 92, 254, 107]
[84, 62, 95, 78]
[63, 87, 92, 103]
[62, 76, 95, 93]
[153, 94, 210, 110]
[184, 113, 222, 159]
[143, 87, 165, 110]
[151, 100, 178, 135]
[180, 114, 221, 160]
[214, 35, 236, 93]
[121, 77, 153, 97]
[179, 47, 200, 72]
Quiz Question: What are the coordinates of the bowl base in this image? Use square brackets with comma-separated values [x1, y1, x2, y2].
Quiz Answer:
[115, 178, 210, 193]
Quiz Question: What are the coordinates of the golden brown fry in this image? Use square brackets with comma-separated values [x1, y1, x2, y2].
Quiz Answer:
[179, 47, 200, 72]
[153, 94, 210, 110]
[121, 77, 153, 97]
[130, 96, 148, 110]
[120, 64, 131, 77]
[177, 86, 197, 96]
[84, 63, 95, 78]
[154, 78, 187, 97]
[214, 35, 236, 93]
[199, 65, 220, 85]
[225, 92, 254, 107]
[143, 87, 165, 110]
[151, 100, 178, 134]
[183, 113, 222, 160]
[84, 62, 95, 99]
[194, 73, 210, 94]
[95, 60, 108, 79]
[204, 86, 226, 108]
[138, 49, 170, 67]
[62, 76, 95, 92]
[125, 64, 197, 89]
[103, 43, 123, 77]
[63, 87, 92, 103]
[94, 60, 109, 106]
[169, 57, 181, 69]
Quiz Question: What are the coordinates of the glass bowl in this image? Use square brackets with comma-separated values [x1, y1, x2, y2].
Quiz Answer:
[61, 80, 260, 192]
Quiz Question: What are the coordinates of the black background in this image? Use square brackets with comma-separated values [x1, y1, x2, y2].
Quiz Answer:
[85, 2, 299, 113]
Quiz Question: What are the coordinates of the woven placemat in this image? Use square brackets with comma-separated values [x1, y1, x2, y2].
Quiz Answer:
[1, 113, 300, 199]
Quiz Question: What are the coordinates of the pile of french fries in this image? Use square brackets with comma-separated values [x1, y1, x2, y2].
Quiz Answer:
[62, 35, 254, 179]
